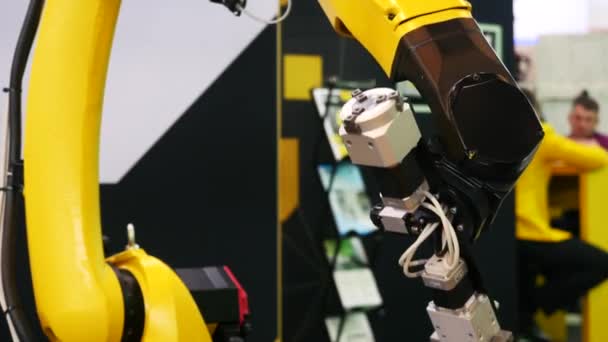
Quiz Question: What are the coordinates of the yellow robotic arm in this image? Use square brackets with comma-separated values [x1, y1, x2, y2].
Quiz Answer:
[318, 0, 472, 76]
[24, 1, 213, 341]
[14, 1, 540, 341]
[317, 1, 543, 341]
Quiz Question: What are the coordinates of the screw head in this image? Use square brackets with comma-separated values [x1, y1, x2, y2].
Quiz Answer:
[375, 94, 387, 104]
[355, 94, 368, 103]
[352, 107, 365, 115]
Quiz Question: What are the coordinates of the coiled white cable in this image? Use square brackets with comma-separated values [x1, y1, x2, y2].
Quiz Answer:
[398, 192, 461, 278]
[422, 191, 460, 269]
[237, 0, 292, 25]
[398, 222, 439, 278]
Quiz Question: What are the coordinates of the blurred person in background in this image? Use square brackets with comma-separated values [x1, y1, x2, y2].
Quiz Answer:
[516, 89, 608, 341]
[568, 90, 608, 149]
[554, 91, 608, 238]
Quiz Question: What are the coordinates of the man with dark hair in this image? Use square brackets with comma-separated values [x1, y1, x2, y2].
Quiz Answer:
[568, 90, 608, 149]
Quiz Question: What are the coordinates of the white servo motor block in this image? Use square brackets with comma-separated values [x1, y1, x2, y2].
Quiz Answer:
[339, 88, 421, 168]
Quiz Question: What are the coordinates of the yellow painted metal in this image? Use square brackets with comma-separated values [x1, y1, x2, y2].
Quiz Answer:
[279, 139, 299, 223]
[25, 0, 125, 340]
[549, 167, 608, 341]
[108, 249, 212, 341]
[25, 0, 211, 341]
[535, 311, 567, 342]
[580, 167, 608, 342]
[283, 54, 323, 100]
[317, 0, 472, 75]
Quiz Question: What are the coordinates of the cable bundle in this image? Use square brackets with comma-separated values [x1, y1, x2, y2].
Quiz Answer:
[237, 0, 292, 25]
[398, 191, 460, 278]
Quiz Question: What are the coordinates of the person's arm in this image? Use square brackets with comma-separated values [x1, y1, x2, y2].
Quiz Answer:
[545, 128, 608, 171]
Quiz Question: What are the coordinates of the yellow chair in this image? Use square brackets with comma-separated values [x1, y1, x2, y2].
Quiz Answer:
[549, 166, 608, 342]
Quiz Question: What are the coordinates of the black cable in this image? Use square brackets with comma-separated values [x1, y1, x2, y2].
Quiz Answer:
[2, 1, 45, 341]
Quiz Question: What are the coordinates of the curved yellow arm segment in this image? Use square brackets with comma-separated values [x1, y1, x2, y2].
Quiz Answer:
[26, 1, 213, 340]
[108, 249, 212, 341]
[317, 0, 472, 75]
[25, 0, 125, 340]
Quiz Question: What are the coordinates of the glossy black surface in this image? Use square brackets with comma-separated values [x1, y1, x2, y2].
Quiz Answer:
[391, 18, 543, 238]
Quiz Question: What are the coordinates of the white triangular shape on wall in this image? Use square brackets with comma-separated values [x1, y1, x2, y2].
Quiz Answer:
[101, 0, 277, 183]
[0, 0, 278, 184]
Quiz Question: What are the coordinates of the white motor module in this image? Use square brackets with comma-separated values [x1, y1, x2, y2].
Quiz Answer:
[339, 88, 421, 168]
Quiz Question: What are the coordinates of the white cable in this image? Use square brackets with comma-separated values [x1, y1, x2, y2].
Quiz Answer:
[398, 222, 438, 278]
[422, 203, 456, 267]
[237, 0, 292, 25]
[422, 191, 460, 269]
[397, 192, 462, 278]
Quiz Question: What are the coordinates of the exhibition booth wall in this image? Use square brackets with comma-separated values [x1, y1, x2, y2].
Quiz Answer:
[1, 2, 279, 341]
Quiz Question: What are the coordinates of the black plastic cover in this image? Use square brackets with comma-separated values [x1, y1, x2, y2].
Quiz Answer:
[389, 18, 543, 237]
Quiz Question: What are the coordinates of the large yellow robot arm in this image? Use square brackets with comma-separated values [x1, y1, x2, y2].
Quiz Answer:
[21, 0, 251, 341]
[317, 0, 543, 263]
[21, 0, 252, 340]
[318, 1, 543, 341]
[319, 0, 473, 76]
[24, 1, 208, 341]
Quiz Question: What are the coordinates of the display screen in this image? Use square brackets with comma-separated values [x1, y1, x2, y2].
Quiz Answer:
[318, 163, 377, 236]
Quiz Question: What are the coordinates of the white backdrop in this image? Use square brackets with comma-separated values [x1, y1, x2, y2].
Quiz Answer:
[514, 0, 608, 46]
[0, 0, 276, 183]
[535, 33, 608, 135]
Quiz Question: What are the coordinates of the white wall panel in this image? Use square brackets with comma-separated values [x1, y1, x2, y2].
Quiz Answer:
[1, 1, 278, 183]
